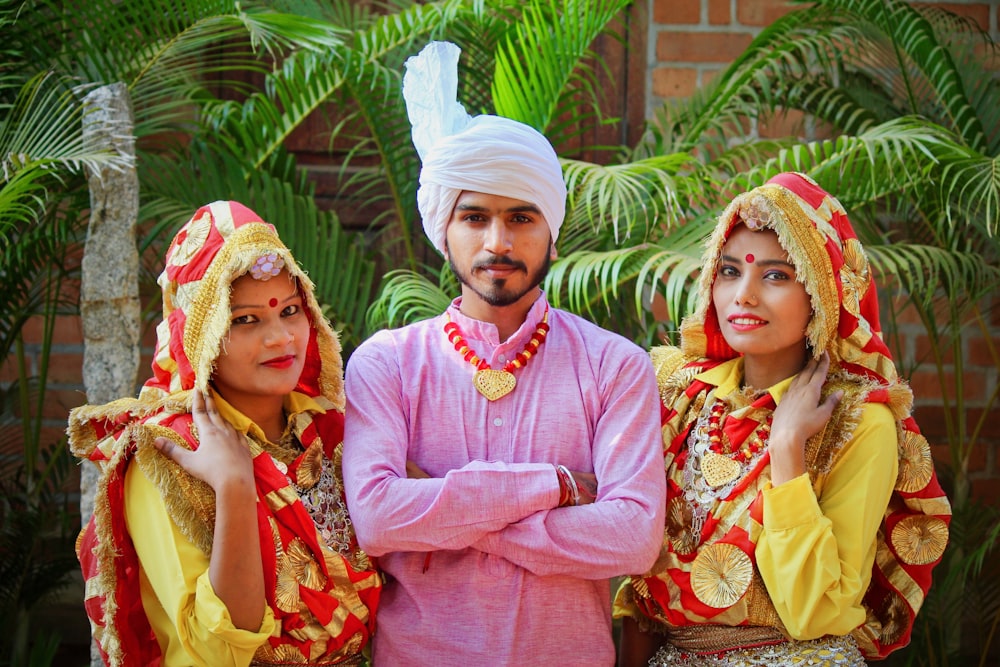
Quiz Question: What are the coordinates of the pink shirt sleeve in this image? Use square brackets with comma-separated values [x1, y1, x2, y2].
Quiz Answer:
[471, 349, 665, 578]
[343, 347, 562, 556]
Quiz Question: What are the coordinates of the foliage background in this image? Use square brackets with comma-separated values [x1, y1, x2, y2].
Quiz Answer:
[0, 0, 997, 665]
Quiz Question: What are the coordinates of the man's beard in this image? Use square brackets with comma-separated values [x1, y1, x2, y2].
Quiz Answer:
[449, 251, 551, 307]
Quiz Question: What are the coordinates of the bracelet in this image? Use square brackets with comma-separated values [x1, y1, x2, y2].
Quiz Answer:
[556, 465, 579, 507]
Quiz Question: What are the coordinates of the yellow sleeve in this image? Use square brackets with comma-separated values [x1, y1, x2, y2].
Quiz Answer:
[124, 462, 275, 667]
[756, 403, 898, 640]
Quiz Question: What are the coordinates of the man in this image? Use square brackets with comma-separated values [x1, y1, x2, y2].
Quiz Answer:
[342, 41, 665, 667]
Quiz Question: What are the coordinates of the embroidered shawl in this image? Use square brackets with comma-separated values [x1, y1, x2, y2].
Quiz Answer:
[69, 201, 380, 666]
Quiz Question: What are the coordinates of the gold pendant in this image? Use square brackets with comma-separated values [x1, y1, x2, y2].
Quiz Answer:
[701, 451, 742, 487]
[473, 369, 516, 401]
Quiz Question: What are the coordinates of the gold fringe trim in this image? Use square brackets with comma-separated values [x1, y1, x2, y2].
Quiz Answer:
[134, 423, 216, 554]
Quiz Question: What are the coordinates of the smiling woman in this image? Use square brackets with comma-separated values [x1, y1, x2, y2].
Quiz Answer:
[615, 172, 952, 666]
[68, 201, 380, 667]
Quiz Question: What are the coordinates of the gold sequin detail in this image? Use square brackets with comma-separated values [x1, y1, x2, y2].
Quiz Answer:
[891, 515, 948, 565]
[275, 538, 328, 612]
[666, 496, 697, 554]
[168, 211, 211, 266]
[472, 368, 516, 400]
[839, 238, 870, 318]
[896, 430, 934, 493]
[690, 543, 753, 608]
[701, 451, 742, 487]
[878, 591, 908, 646]
[295, 440, 325, 489]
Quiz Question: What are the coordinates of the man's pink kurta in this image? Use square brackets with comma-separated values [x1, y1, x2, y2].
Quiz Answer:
[343, 296, 665, 666]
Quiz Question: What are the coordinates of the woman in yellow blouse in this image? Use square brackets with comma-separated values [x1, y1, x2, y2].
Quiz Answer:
[70, 201, 380, 667]
[615, 173, 951, 666]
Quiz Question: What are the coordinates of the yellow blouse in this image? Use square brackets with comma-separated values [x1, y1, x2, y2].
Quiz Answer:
[617, 357, 899, 641]
[122, 391, 322, 666]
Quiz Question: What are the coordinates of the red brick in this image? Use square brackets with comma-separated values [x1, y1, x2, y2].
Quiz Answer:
[928, 440, 951, 468]
[910, 369, 987, 404]
[709, 0, 731, 25]
[969, 408, 1000, 439]
[0, 355, 21, 383]
[889, 298, 924, 325]
[914, 333, 956, 365]
[39, 425, 70, 448]
[968, 334, 998, 367]
[41, 389, 86, 420]
[914, 405, 951, 440]
[919, 3, 991, 31]
[652, 67, 699, 98]
[736, 0, 796, 27]
[47, 353, 85, 385]
[971, 476, 1000, 506]
[758, 109, 808, 139]
[20, 315, 83, 346]
[653, 0, 700, 24]
[963, 438, 990, 473]
[909, 369, 946, 401]
[657, 31, 754, 63]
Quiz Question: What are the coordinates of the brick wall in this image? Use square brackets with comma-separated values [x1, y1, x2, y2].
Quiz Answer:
[648, 0, 1000, 502]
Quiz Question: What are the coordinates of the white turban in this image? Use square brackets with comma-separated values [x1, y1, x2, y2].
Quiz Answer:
[403, 41, 567, 255]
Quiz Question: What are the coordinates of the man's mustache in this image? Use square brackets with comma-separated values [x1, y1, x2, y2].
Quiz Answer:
[473, 255, 526, 271]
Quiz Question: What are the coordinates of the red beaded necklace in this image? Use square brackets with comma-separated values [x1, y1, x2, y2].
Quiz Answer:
[443, 307, 550, 400]
[700, 397, 773, 487]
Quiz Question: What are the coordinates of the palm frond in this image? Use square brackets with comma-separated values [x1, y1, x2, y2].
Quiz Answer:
[492, 0, 630, 144]
[560, 153, 700, 248]
[814, 0, 986, 152]
[366, 269, 454, 332]
[0, 72, 131, 245]
[868, 243, 1000, 317]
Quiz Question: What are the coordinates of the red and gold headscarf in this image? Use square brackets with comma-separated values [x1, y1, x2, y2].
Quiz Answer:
[70, 201, 379, 666]
[635, 173, 950, 658]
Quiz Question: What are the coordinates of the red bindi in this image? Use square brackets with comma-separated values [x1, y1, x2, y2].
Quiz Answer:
[268, 298, 278, 308]
[745, 253, 755, 263]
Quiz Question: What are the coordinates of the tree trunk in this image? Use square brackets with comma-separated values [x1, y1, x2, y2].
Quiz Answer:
[80, 82, 140, 667]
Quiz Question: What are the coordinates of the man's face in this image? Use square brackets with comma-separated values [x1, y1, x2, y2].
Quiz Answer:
[445, 191, 555, 311]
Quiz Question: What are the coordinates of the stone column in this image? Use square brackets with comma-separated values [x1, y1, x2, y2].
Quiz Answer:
[80, 81, 140, 666]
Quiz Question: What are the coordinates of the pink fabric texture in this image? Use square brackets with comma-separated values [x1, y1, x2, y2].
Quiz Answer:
[343, 296, 665, 666]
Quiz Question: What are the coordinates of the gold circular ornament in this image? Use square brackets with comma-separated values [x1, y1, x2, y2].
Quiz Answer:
[839, 238, 871, 317]
[878, 591, 908, 646]
[168, 212, 211, 267]
[701, 451, 742, 487]
[666, 497, 696, 554]
[690, 542, 753, 608]
[896, 430, 934, 493]
[891, 515, 948, 565]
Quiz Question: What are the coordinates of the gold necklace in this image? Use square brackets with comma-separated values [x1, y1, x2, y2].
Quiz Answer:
[443, 307, 550, 400]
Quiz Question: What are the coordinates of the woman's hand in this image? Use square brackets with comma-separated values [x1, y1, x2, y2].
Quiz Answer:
[153, 389, 265, 630]
[769, 352, 842, 486]
[154, 389, 254, 491]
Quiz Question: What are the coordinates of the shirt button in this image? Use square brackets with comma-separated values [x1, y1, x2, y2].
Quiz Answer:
[498, 355, 506, 363]
[493, 417, 503, 427]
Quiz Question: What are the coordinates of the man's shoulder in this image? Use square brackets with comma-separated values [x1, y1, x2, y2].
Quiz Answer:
[550, 307, 644, 354]
[351, 315, 442, 362]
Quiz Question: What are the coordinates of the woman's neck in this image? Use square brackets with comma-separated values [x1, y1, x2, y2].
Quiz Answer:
[213, 389, 287, 442]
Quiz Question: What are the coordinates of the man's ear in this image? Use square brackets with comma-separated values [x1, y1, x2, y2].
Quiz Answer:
[549, 239, 557, 260]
